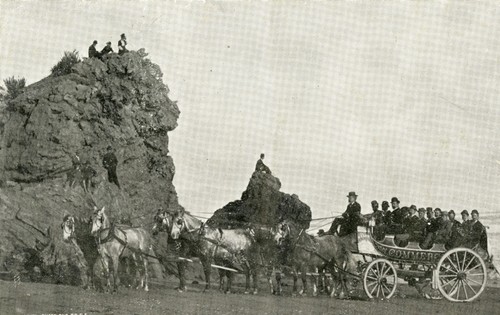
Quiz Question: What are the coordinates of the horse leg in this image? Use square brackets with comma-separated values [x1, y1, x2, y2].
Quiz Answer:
[265, 267, 273, 294]
[226, 270, 233, 294]
[275, 270, 282, 296]
[312, 274, 318, 297]
[244, 266, 250, 294]
[292, 270, 298, 296]
[252, 267, 258, 295]
[318, 268, 325, 294]
[200, 257, 211, 292]
[299, 268, 307, 296]
[142, 255, 149, 292]
[98, 255, 111, 292]
[110, 255, 120, 293]
[218, 270, 225, 292]
[329, 267, 341, 298]
[176, 261, 186, 292]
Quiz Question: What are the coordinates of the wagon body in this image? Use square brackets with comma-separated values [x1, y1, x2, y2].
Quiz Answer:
[348, 226, 488, 302]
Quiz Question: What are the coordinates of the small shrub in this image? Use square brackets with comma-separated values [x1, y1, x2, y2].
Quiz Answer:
[3, 76, 26, 100]
[51, 50, 81, 77]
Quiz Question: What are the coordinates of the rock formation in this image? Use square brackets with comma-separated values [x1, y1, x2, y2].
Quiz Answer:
[207, 171, 312, 230]
[0, 50, 182, 284]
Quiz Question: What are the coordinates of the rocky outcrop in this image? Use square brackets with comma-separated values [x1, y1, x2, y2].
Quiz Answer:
[0, 50, 182, 283]
[207, 171, 312, 230]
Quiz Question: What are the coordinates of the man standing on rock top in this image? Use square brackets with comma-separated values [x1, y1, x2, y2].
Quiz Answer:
[255, 153, 272, 174]
[102, 145, 120, 189]
[118, 33, 128, 55]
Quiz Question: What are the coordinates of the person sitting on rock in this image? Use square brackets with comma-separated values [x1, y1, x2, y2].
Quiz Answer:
[255, 153, 272, 174]
[100, 42, 113, 58]
[118, 33, 128, 55]
[102, 146, 120, 189]
[88, 40, 99, 58]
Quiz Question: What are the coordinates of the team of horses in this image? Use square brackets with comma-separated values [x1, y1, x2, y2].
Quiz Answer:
[61, 208, 360, 297]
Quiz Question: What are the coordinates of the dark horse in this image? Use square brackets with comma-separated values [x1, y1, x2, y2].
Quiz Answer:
[169, 211, 260, 294]
[273, 220, 359, 298]
[61, 214, 98, 289]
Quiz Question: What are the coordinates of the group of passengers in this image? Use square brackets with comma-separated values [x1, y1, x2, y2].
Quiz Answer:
[327, 192, 486, 250]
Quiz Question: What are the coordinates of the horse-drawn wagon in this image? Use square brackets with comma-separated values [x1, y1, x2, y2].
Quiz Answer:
[349, 226, 489, 302]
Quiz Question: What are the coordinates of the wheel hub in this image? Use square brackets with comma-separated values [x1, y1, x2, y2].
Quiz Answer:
[457, 272, 466, 281]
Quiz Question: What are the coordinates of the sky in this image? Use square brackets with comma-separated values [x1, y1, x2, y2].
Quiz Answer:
[1, 1, 500, 233]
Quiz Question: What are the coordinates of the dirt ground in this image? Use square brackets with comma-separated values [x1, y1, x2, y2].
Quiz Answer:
[1, 276, 499, 315]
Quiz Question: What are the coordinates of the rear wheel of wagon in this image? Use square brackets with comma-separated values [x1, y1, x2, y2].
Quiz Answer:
[436, 247, 487, 302]
[363, 258, 397, 299]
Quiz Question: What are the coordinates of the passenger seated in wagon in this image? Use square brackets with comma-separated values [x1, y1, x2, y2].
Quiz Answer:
[420, 208, 445, 249]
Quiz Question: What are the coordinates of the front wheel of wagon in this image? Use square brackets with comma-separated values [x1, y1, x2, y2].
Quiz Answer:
[363, 258, 397, 299]
[436, 247, 487, 302]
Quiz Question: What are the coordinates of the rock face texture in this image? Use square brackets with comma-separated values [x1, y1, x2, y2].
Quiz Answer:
[207, 171, 312, 230]
[0, 50, 182, 283]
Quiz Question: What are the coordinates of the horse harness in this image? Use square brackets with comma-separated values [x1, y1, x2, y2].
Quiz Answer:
[95, 224, 158, 260]
[284, 225, 360, 279]
[196, 225, 250, 272]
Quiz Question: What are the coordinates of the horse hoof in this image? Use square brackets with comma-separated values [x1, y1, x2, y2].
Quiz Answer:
[144, 286, 149, 292]
[253, 290, 258, 295]
[176, 287, 186, 293]
[244, 291, 250, 295]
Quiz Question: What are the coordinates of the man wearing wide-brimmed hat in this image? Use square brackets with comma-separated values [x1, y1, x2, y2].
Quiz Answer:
[328, 191, 362, 236]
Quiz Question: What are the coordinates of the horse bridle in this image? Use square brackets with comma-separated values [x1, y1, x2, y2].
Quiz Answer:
[153, 213, 171, 233]
[61, 216, 76, 240]
[176, 216, 201, 234]
[276, 222, 292, 245]
[93, 211, 104, 230]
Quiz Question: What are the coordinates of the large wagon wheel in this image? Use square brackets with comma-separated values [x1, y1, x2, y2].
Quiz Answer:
[436, 247, 487, 302]
[363, 258, 397, 299]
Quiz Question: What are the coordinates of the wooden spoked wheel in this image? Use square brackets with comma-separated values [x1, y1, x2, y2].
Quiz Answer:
[436, 248, 487, 302]
[363, 258, 397, 299]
